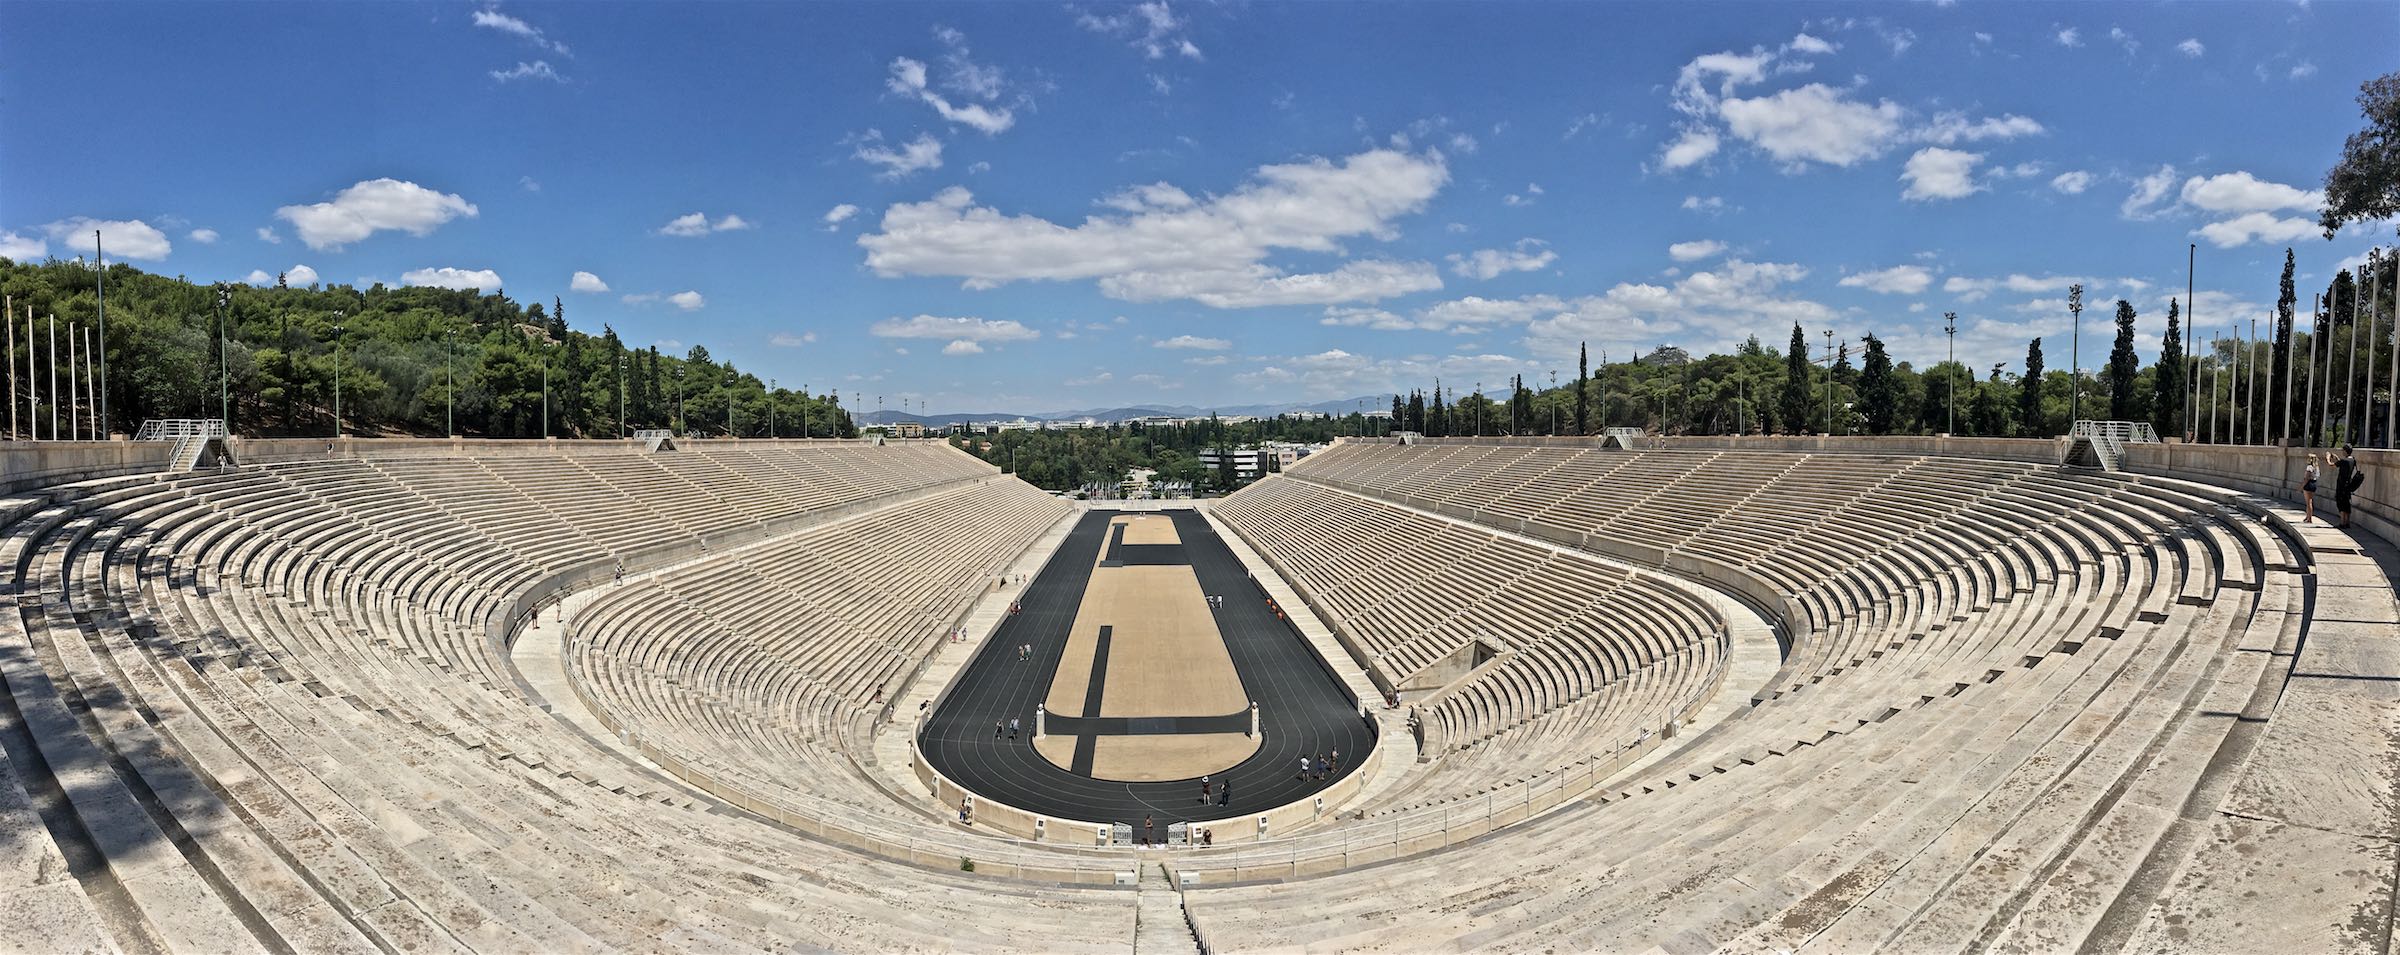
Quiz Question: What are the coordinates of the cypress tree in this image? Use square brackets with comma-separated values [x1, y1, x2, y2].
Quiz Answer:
[1780, 323, 1812, 434]
[2019, 338, 2047, 436]
[2154, 299, 2186, 439]
[1858, 333, 1895, 434]
[1574, 342, 1589, 435]
[2108, 299, 2140, 420]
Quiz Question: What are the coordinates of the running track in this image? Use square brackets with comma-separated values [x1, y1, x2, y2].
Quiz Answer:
[919, 509, 1377, 827]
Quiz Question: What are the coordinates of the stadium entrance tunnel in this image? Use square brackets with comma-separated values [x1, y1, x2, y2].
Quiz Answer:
[915, 509, 1377, 837]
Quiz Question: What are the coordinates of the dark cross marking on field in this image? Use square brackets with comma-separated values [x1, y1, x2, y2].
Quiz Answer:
[1069, 626, 1113, 775]
[1101, 521, 1186, 566]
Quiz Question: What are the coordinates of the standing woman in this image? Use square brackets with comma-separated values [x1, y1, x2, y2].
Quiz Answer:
[2301, 454, 2322, 523]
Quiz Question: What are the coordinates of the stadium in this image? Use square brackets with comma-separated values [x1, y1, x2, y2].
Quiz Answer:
[0, 428, 2390, 953]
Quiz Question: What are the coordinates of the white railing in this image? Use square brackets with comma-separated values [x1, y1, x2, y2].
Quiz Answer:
[2066, 420, 2158, 471]
[631, 429, 673, 441]
[134, 419, 228, 441]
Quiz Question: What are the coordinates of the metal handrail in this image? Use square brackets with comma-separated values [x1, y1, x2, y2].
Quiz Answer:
[134, 419, 228, 441]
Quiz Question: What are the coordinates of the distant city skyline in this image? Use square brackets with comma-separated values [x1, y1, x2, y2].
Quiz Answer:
[4, 1, 2389, 409]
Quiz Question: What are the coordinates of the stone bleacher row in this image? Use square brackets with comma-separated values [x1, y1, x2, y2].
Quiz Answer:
[0, 444, 1140, 954]
[1178, 441, 2304, 950]
[568, 479, 1068, 819]
[1212, 476, 1727, 813]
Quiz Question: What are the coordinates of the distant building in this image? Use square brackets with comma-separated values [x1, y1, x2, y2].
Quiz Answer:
[890, 422, 925, 439]
[1200, 447, 1276, 482]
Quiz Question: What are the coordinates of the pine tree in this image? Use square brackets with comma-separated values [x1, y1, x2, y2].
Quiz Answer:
[1780, 323, 1812, 435]
[2108, 299, 2141, 420]
[1407, 390, 1426, 433]
[2019, 338, 2047, 436]
[1430, 383, 1446, 437]
[1574, 342, 1589, 436]
[1858, 334, 1895, 434]
[2154, 298, 2186, 439]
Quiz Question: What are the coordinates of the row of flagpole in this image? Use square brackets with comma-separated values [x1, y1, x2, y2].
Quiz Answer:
[2183, 247, 2392, 450]
[4, 294, 103, 442]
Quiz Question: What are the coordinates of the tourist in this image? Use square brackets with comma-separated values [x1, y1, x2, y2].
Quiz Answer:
[1297, 755, 1310, 780]
[1219, 781, 1231, 806]
[2301, 456, 2321, 523]
[959, 799, 972, 825]
[1199, 775, 1211, 803]
[994, 720, 1003, 740]
[1144, 814, 1155, 846]
[1009, 717, 1020, 740]
[2335, 445, 2364, 529]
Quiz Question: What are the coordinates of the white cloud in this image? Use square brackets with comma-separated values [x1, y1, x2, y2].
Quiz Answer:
[870, 314, 1041, 343]
[2107, 27, 2139, 56]
[242, 270, 271, 285]
[942, 340, 986, 355]
[520, 176, 541, 192]
[857, 148, 1449, 308]
[1717, 84, 1905, 167]
[1789, 32, 1836, 55]
[0, 231, 47, 260]
[656, 212, 753, 237]
[1658, 127, 1720, 171]
[2193, 212, 2319, 249]
[1154, 334, 1231, 351]
[2178, 38, 2205, 58]
[1680, 195, 1727, 215]
[1077, 1, 1203, 61]
[2178, 171, 2320, 214]
[472, 7, 568, 55]
[1913, 111, 2045, 145]
[1232, 348, 1537, 400]
[2055, 26, 2082, 48]
[275, 178, 477, 251]
[2121, 164, 2179, 219]
[668, 290, 705, 310]
[1185, 354, 1231, 366]
[256, 226, 280, 244]
[822, 204, 860, 230]
[2050, 170, 2094, 195]
[1447, 239, 1557, 279]
[852, 130, 944, 179]
[188, 228, 219, 244]
[1525, 259, 1835, 360]
[887, 56, 1014, 135]
[1901, 147, 1984, 201]
[569, 270, 609, 293]
[43, 217, 172, 260]
[2289, 60, 2317, 81]
[1667, 239, 1727, 263]
[283, 264, 320, 286]
[401, 266, 503, 290]
[770, 331, 818, 347]
[1839, 264, 1933, 295]
[489, 60, 563, 83]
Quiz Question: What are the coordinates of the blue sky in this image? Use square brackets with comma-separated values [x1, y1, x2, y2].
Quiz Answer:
[4, 1, 2390, 413]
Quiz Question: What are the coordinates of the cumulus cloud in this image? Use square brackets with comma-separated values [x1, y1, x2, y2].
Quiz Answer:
[401, 266, 503, 290]
[769, 331, 818, 347]
[1077, 1, 1203, 61]
[668, 291, 705, 310]
[1524, 259, 1836, 359]
[569, 270, 609, 293]
[857, 148, 1449, 308]
[1839, 264, 1934, 295]
[1912, 111, 2044, 145]
[0, 231, 47, 261]
[870, 314, 1041, 343]
[1668, 239, 1728, 263]
[822, 204, 860, 230]
[2120, 164, 2179, 219]
[1154, 334, 1231, 350]
[2179, 171, 2320, 214]
[2051, 170, 2094, 195]
[1447, 239, 1557, 279]
[1718, 84, 1906, 167]
[43, 217, 171, 260]
[1233, 348, 1537, 400]
[852, 130, 944, 179]
[188, 228, 219, 244]
[275, 178, 477, 251]
[2178, 38, 2204, 58]
[1901, 147, 1984, 201]
[1657, 127, 1722, 171]
[942, 340, 986, 355]
[256, 226, 280, 244]
[1681, 195, 1728, 215]
[887, 56, 1014, 135]
[2194, 212, 2319, 249]
[657, 212, 753, 237]
[242, 264, 319, 286]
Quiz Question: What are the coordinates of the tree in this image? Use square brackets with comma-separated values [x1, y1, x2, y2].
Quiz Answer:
[1780, 323, 1812, 434]
[2019, 338, 2047, 436]
[1574, 342, 1589, 436]
[2154, 298, 2186, 439]
[1429, 384, 1447, 437]
[1857, 334, 1896, 434]
[2320, 71, 2400, 239]
[2108, 299, 2140, 420]
[2273, 248, 2297, 438]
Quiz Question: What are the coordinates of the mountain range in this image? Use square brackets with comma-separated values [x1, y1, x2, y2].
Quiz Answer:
[855, 396, 1388, 426]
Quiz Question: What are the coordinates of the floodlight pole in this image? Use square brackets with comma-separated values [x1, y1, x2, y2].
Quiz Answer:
[1823, 329, 1834, 435]
[1944, 312, 1957, 435]
[2067, 284, 2084, 426]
